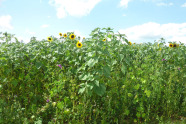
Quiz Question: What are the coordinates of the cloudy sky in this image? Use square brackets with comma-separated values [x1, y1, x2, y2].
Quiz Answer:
[0, 0, 186, 44]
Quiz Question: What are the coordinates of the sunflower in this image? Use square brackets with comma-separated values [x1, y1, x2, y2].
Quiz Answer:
[129, 41, 132, 45]
[159, 48, 162, 51]
[133, 43, 135, 44]
[59, 33, 62, 37]
[102, 38, 106, 42]
[76, 42, 82, 48]
[173, 44, 177, 47]
[169, 43, 173, 48]
[83, 37, 85, 39]
[69, 34, 75, 40]
[63, 33, 67, 38]
[176, 44, 179, 48]
[48, 37, 53, 42]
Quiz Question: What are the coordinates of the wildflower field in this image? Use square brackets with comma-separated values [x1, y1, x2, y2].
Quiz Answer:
[0, 27, 185, 124]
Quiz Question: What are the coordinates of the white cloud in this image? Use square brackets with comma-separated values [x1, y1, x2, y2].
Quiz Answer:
[119, 0, 132, 8]
[0, 15, 13, 30]
[49, 0, 102, 18]
[181, 3, 186, 7]
[41, 24, 49, 28]
[122, 14, 127, 16]
[157, 2, 173, 6]
[118, 22, 186, 44]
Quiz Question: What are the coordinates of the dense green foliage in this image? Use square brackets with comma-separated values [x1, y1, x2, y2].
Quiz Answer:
[0, 28, 185, 123]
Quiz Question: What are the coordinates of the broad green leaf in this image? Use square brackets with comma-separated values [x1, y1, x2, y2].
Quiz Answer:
[144, 90, 151, 97]
[36, 61, 42, 69]
[136, 112, 141, 118]
[79, 73, 94, 81]
[125, 109, 130, 115]
[103, 65, 110, 77]
[94, 80, 99, 87]
[134, 84, 140, 90]
[86, 58, 98, 68]
[11, 80, 18, 86]
[121, 64, 126, 74]
[119, 54, 124, 61]
[57, 101, 64, 110]
[124, 58, 130, 66]
[111, 59, 117, 66]
[93, 83, 106, 96]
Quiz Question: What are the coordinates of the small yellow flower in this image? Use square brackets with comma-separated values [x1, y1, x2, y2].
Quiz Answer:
[47, 37, 53, 42]
[59, 33, 62, 37]
[158, 43, 159, 47]
[102, 38, 106, 42]
[176, 44, 179, 48]
[133, 43, 135, 44]
[129, 41, 132, 45]
[69, 34, 75, 40]
[76, 42, 82, 48]
[83, 37, 85, 39]
[159, 48, 162, 51]
[169, 43, 173, 48]
[63, 33, 67, 38]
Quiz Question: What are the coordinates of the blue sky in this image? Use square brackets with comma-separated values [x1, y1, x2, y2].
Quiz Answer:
[0, 0, 186, 44]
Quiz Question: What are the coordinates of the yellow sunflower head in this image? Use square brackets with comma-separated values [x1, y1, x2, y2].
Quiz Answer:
[169, 43, 173, 48]
[76, 42, 82, 48]
[69, 34, 75, 40]
[59, 33, 62, 37]
[63, 33, 67, 38]
[129, 41, 132, 45]
[173, 44, 177, 48]
[102, 38, 106, 42]
[47, 37, 53, 42]
[133, 43, 135, 44]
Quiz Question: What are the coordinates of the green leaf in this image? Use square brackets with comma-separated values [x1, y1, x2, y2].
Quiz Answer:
[11, 80, 18, 86]
[79, 73, 94, 81]
[94, 80, 99, 87]
[103, 65, 110, 77]
[119, 54, 124, 61]
[124, 58, 131, 66]
[134, 84, 140, 90]
[111, 59, 117, 66]
[36, 61, 42, 69]
[57, 101, 64, 110]
[93, 83, 106, 96]
[125, 109, 130, 115]
[121, 64, 127, 74]
[136, 112, 141, 118]
[144, 90, 151, 97]
[86, 58, 98, 68]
